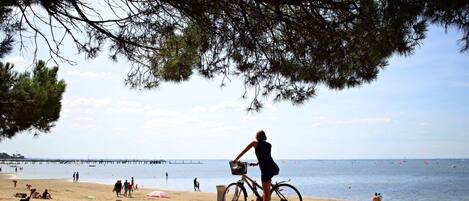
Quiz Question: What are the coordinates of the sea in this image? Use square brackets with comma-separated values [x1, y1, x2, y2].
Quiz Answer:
[1, 159, 469, 201]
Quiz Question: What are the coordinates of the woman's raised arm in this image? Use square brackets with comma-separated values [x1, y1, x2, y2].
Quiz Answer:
[234, 141, 257, 162]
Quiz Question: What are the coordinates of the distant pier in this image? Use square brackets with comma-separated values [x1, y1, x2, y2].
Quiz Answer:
[0, 159, 202, 165]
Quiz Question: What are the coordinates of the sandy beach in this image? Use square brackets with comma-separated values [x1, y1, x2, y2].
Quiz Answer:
[0, 174, 336, 201]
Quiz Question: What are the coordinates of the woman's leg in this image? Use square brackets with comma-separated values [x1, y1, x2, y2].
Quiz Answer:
[262, 181, 271, 201]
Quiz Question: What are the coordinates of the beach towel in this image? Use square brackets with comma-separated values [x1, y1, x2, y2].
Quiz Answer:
[147, 191, 170, 198]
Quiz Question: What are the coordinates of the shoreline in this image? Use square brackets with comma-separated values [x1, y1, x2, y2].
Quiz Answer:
[1, 174, 338, 201]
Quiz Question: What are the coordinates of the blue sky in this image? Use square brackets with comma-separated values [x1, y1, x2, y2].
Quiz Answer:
[1, 25, 468, 160]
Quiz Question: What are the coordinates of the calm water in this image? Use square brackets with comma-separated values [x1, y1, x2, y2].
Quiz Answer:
[2, 159, 469, 201]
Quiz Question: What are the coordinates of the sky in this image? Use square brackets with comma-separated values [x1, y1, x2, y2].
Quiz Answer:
[1, 25, 469, 160]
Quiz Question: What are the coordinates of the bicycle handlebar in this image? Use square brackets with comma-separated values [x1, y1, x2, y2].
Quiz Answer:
[232, 160, 258, 166]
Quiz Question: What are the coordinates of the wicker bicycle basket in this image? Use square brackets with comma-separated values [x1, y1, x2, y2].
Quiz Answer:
[229, 161, 247, 175]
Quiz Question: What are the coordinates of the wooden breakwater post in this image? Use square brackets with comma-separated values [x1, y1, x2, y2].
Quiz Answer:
[216, 185, 226, 201]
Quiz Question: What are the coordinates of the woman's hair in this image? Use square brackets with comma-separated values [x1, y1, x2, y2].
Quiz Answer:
[256, 130, 267, 141]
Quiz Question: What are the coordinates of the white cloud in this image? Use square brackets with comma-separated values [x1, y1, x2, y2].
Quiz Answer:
[67, 69, 111, 78]
[111, 107, 144, 114]
[66, 98, 111, 108]
[5, 56, 26, 67]
[109, 100, 145, 114]
[142, 118, 181, 129]
[312, 116, 327, 121]
[264, 116, 278, 121]
[460, 83, 469, 88]
[210, 101, 243, 112]
[241, 115, 258, 123]
[348, 117, 393, 124]
[71, 123, 96, 129]
[144, 108, 179, 117]
[182, 118, 204, 124]
[194, 101, 276, 113]
[210, 123, 237, 132]
[142, 114, 237, 134]
[311, 116, 393, 127]
[116, 101, 142, 108]
[265, 104, 279, 112]
[419, 122, 431, 126]
[191, 106, 207, 113]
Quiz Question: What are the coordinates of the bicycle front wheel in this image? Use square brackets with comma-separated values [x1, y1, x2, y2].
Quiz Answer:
[223, 183, 247, 201]
[270, 183, 302, 201]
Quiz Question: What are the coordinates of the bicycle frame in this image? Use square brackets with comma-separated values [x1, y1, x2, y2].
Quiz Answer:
[236, 174, 291, 199]
[237, 174, 264, 198]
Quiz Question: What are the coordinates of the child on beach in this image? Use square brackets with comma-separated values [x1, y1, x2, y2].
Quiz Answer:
[372, 193, 382, 201]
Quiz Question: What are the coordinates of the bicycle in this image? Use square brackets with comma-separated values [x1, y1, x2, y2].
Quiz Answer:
[223, 161, 302, 201]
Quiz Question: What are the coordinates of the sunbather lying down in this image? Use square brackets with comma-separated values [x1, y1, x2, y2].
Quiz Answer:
[14, 192, 27, 198]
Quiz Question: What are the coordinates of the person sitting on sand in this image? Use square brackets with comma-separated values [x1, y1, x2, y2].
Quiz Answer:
[19, 193, 30, 201]
[20, 189, 36, 201]
[42, 189, 52, 199]
[15, 193, 27, 198]
[31, 190, 42, 199]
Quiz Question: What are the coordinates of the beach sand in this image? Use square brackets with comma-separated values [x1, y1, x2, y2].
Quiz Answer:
[0, 173, 336, 201]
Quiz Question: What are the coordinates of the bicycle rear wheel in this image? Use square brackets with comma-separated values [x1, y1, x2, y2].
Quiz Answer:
[270, 183, 302, 201]
[223, 183, 247, 201]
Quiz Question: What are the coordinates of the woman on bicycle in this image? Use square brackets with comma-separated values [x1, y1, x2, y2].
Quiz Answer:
[234, 130, 280, 201]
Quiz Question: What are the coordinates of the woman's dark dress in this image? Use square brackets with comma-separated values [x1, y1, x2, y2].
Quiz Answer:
[255, 140, 280, 182]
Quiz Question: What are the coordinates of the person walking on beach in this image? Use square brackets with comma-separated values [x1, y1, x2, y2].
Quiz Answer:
[123, 180, 130, 197]
[128, 182, 133, 198]
[131, 177, 135, 192]
[193, 177, 200, 191]
[76, 172, 79, 182]
[233, 130, 279, 201]
[72, 172, 76, 182]
[113, 180, 122, 197]
[165, 172, 168, 180]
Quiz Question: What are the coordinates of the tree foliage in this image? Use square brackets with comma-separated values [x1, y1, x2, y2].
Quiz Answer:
[1, 0, 468, 110]
[0, 60, 66, 140]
